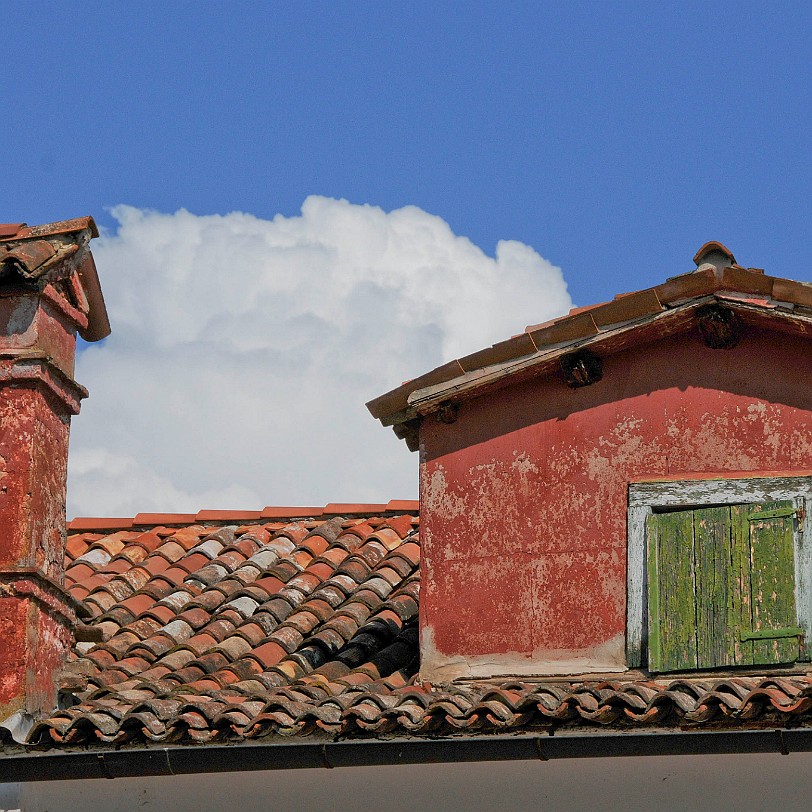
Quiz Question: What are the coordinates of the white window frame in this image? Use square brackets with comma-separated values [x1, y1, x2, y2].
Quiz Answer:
[627, 476, 812, 669]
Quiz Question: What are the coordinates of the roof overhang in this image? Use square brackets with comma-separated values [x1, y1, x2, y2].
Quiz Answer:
[368, 263, 812, 450]
[407, 295, 812, 417]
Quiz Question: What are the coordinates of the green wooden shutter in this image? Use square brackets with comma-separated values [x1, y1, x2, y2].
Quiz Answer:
[647, 510, 698, 672]
[647, 500, 799, 672]
[694, 506, 736, 668]
[736, 501, 799, 666]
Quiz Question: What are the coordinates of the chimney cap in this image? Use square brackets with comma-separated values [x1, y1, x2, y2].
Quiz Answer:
[693, 241, 736, 268]
[0, 216, 100, 243]
[0, 216, 109, 342]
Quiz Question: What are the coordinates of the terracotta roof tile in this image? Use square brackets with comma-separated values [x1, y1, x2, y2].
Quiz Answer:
[773, 278, 812, 308]
[195, 510, 262, 523]
[0, 223, 25, 239]
[65, 535, 92, 560]
[85, 591, 117, 613]
[590, 288, 662, 327]
[261, 506, 324, 518]
[132, 531, 166, 553]
[526, 311, 599, 349]
[457, 333, 537, 373]
[653, 268, 718, 303]
[323, 503, 388, 515]
[719, 266, 774, 295]
[385, 500, 420, 513]
[65, 561, 94, 583]
[133, 513, 197, 526]
[260, 599, 294, 624]
[367, 359, 465, 419]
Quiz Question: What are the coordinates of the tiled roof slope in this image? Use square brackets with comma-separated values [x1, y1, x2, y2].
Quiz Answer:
[9, 505, 812, 746]
[34, 507, 420, 745]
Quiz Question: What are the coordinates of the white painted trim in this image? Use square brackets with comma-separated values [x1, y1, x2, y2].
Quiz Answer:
[629, 476, 812, 508]
[627, 476, 812, 669]
[626, 504, 649, 667]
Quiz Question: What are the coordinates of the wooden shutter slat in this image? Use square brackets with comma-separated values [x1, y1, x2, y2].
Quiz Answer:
[648, 499, 800, 672]
[740, 625, 803, 642]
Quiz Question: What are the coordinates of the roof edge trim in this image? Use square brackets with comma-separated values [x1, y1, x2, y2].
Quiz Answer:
[68, 500, 421, 532]
[406, 298, 713, 417]
[2, 729, 810, 781]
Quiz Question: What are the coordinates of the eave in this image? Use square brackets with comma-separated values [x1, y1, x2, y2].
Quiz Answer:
[408, 295, 812, 415]
[368, 263, 812, 450]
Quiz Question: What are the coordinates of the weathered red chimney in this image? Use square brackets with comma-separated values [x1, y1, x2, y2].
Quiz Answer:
[0, 218, 108, 736]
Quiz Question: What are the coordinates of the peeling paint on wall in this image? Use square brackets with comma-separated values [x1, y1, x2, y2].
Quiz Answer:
[421, 626, 626, 681]
[419, 328, 812, 679]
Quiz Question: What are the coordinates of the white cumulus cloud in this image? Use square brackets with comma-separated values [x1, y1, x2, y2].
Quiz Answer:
[67, 197, 571, 517]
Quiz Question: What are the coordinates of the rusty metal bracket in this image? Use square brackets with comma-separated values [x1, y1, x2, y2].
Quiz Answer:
[96, 753, 115, 779]
[321, 742, 333, 769]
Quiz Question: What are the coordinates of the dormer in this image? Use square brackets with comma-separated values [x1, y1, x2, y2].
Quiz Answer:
[368, 244, 812, 681]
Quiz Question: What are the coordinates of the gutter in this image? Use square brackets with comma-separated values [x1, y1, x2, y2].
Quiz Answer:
[3, 728, 812, 782]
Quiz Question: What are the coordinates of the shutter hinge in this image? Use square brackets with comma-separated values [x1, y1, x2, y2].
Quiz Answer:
[740, 626, 804, 642]
[748, 507, 800, 521]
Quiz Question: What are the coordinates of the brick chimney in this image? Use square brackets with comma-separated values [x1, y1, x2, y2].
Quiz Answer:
[0, 218, 109, 735]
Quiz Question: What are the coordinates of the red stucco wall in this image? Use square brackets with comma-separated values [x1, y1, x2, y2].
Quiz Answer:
[0, 594, 73, 720]
[0, 597, 26, 719]
[0, 379, 70, 581]
[419, 326, 812, 679]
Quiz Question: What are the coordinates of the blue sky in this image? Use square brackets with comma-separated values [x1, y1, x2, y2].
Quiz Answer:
[10, 3, 812, 305]
[7, 3, 812, 514]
